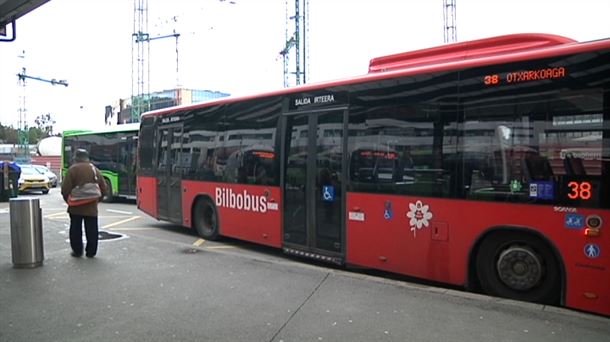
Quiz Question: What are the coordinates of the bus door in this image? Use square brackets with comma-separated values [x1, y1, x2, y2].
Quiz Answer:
[283, 109, 346, 262]
[156, 124, 183, 223]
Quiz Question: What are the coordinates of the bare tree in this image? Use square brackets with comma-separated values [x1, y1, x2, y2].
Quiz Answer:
[34, 113, 56, 136]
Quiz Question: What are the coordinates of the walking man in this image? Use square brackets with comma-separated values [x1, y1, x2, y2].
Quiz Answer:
[61, 149, 107, 257]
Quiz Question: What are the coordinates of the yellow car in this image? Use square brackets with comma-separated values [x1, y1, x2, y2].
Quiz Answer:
[18, 165, 51, 194]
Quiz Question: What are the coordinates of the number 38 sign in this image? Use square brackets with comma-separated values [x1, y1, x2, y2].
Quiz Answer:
[561, 177, 599, 206]
[567, 181, 592, 200]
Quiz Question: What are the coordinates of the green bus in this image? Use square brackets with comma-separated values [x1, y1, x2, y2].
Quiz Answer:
[62, 123, 139, 202]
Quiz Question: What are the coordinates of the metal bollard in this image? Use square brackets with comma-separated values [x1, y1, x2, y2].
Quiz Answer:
[9, 198, 44, 268]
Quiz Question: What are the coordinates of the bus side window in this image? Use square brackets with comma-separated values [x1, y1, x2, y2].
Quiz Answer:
[564, 154, 586, 176]
[189, 149, 200, 175]
[254, 163, 269, 185]
[158, 151, 167, 172]
[523, 152, 554, 181]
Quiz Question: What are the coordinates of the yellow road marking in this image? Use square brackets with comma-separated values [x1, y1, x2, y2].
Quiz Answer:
[191, 239, 235, 249]
[101, 216, 141, 229]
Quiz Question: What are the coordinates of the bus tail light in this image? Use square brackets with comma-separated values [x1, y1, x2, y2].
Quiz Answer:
[584, 228, 600, 237]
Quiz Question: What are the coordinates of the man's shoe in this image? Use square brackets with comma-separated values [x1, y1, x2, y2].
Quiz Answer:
[71, 252, 82, 257]
[85, 254, 95, 258]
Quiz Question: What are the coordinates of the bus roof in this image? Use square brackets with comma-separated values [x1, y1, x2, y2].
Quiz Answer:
[62, 123, 140, 137]
[367, 33, 576, 73]
[141, 33, 610, 119]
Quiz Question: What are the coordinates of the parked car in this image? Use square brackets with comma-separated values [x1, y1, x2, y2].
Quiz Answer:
[33, 165, 58, 187]
[17, 164, 51, 194]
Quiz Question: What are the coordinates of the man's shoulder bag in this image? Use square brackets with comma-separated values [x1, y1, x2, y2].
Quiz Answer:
[67, 164, 102, 206]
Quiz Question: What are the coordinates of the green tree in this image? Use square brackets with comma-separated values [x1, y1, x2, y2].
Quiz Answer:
[0, 116, 54, 145]
[0, 124, 19, 144]
[28, 127, 46, 145]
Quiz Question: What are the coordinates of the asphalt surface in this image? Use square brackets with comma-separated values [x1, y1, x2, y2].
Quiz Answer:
[1, 188, 609, 342]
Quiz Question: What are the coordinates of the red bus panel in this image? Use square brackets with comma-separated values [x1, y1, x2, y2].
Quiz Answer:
[137, 176, 158, 219]
[182, 181, 282, 248]
[346, 192, 610, 315]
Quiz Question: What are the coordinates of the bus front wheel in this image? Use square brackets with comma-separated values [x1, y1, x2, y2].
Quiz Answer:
[476, 231, 560, 305]
[193, 198, 220, 240]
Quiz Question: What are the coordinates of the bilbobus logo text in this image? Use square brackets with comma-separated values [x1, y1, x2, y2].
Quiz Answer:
[215, 187, 268, 213]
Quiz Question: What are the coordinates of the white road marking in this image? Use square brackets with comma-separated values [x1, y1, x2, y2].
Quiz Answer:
[106, 209, 134, 215]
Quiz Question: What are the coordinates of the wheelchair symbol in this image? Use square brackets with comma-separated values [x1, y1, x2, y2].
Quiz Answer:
[384, 201, 393, 220]
[322, 186, 335, 202]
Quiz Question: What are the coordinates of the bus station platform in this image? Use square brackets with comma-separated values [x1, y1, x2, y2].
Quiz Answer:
[1, 191, 609, 342]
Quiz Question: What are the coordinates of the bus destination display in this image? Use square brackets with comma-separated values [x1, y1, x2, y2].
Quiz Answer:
[484, 67, 567, 86]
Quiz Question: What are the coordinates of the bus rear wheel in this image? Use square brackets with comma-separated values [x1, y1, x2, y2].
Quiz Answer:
[193, 198, 220, 240]
[476, 231, 560, 305]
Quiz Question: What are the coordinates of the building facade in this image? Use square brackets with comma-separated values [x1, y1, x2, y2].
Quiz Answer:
[106, 88, 230, 125]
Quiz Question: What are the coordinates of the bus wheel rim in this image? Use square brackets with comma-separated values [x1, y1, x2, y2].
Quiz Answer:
[496, 245, 542, 291]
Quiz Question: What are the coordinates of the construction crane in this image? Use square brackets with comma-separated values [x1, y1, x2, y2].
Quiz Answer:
[16, 66, 68, 162]
[280, 0, 308, 88]
[131, 0, 151, 123]
[132, 0, 182, 122]
[443, 0, 457, 43]
[17, 70, 68, 87]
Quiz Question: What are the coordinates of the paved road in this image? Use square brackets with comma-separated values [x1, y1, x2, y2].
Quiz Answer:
[1, 189, 609, 342]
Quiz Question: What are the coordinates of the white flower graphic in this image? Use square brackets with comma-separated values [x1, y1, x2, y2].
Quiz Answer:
[406, 200, 433, 237]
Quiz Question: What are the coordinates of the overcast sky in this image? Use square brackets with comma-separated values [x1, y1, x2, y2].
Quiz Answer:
[1, 0, 609, 133]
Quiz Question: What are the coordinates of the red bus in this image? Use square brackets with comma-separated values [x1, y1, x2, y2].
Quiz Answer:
[137, 34, 610, 316]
